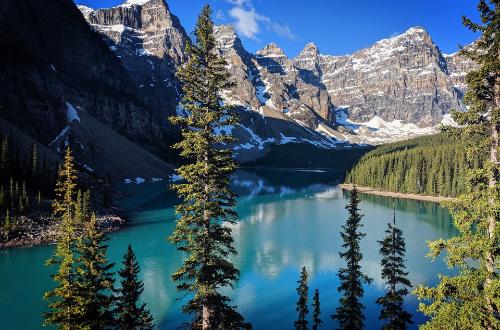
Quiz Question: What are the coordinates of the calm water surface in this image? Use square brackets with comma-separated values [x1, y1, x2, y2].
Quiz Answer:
[0, 169, 457, 329]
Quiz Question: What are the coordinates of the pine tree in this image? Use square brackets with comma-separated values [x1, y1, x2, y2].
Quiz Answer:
[115, 244, 154, 330]
[332, 187, 372, 329]
[415, 2, 500, 329]
[76, 212, 115, 329]
[312, 289, 322, 330]
[168, 5, 249, 330]
[295, 267, 309, 330]
[44, 147, 84, 328]
[376, 210, 412, 329]
[3, 209, 10, 235]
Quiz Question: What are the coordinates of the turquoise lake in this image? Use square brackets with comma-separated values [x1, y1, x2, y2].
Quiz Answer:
[0, 169, 457, 329]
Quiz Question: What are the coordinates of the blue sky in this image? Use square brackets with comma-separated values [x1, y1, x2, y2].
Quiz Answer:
[75, 0, 481, 57]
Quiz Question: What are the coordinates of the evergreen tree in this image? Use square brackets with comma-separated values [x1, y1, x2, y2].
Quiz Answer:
[376, 210, 412, 329]
[3, 209, 10, 235]
[115, 244, 154, 330]
[168, 5, 249, 330]
[415, 1, 500, 329]
[332, 187, 372, 329]
[76, 213, 115, 329]
[43, 147, 84, 328]
[312, 289, 322, 330]
[295, 267, 309, 330]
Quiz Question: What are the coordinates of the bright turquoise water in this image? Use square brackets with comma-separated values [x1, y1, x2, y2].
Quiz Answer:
[0, 169, 456, 329]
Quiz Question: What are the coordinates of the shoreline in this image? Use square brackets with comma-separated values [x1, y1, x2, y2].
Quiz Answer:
[0, 212, 126, 250]
[340, 184, 456, 203]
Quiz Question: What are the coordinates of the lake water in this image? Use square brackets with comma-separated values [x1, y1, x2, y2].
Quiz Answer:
[0, 169, 456, 329]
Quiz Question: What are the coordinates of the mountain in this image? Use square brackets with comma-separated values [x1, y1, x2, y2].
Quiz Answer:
[79, 1, 474, 157]
[0, 0, 475, 178]
[0, 0, 174, 180]
[78, 0, 187, 119]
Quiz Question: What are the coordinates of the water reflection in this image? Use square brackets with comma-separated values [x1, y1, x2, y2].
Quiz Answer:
[0, 169, 456, 330]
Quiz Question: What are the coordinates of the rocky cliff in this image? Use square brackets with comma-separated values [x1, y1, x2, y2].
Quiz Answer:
[0, 0, 174, 180]
[79, 0, 188, 118]
[78, 0, 475, 154]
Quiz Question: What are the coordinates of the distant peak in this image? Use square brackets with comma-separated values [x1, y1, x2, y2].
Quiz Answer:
[256, 43, 287, 58]
[404, 26, 428, 35]
[77, 5, 94, 18]
[304, 42, 318, 49]
[123, 0, 152, 6]
[215, 24, 237, 36]
[298, 42, 319, 57]
[77, 4, 93, 11]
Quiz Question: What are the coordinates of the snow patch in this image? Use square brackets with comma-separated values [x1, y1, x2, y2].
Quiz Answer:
[83, 164, 94, 173]
[122, 0, 151, 7]
[169, 174, 183, 182]
[440, 113, 459, 127]
[66, 102, 80, 123]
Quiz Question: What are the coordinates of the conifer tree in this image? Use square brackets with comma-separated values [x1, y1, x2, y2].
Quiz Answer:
[312, 289, 322, 330]
[115, 244, 154, 330]
[76, 213, 115, 329]
[332, 187, 372, 329]
[3, 209, 10, 235]
[168, 5, 248, 330]
[415, 2, 499, 329]
[44, 147, 83, 328]
[376, 210, 412, 329]
[295, 267, 309, 330]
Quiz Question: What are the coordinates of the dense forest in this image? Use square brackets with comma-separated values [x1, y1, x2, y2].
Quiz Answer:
[345, 134, 483, 197]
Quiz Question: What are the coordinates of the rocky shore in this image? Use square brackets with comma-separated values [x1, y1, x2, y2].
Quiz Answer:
[0, 212, 126, 249]
[340, 184, 456, 203]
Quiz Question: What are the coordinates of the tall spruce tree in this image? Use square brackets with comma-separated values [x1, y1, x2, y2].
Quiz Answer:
[376, 210, 412, 329]
[115, 244, 154, 330]
[76, 212, 115, 329]
[415, 1, 500, 329]
[44, 147, 84, 328]
[168, 5, 248, 330]
[312, 289, 322, 330]
[332, 187, 372, 329]
[295, 267, 309, 330]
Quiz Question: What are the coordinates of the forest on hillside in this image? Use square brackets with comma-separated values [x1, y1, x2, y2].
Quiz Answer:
[345, 134, 484, 197]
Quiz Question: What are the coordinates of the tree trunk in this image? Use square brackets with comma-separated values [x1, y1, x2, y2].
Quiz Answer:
[485, 73, 499, 330]
[202, 150, 213, 330]
[202, 305, 212, 330]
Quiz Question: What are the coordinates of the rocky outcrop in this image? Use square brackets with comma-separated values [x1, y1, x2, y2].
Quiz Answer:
[78, 0, 477, 150]
[0, 0, 176, 179]
[308, 27, 465, 126]
[78, 0, 188, 118]
[445, 49, 476, 95]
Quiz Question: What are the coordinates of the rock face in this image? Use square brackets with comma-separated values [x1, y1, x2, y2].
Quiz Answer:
[0, 0, 174, 180]
[79, 0, 188, 118]
[315, 27, 467, 126]
[445, 49, 476, 94]
[78, 0, 477, 152]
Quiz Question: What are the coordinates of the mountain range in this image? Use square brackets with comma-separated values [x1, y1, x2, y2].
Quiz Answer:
[0, 0, 475, 180]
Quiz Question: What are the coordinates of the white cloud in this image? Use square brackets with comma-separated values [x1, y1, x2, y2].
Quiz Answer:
[216, 9, 225, 20]
[226, 0, 295, 40]
[229, 7, 260, 39]
[226, 0, 251, 5]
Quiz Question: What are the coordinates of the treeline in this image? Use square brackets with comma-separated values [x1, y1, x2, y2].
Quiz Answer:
[1, 133, 59, 236]
[345, 134, 483, 197]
